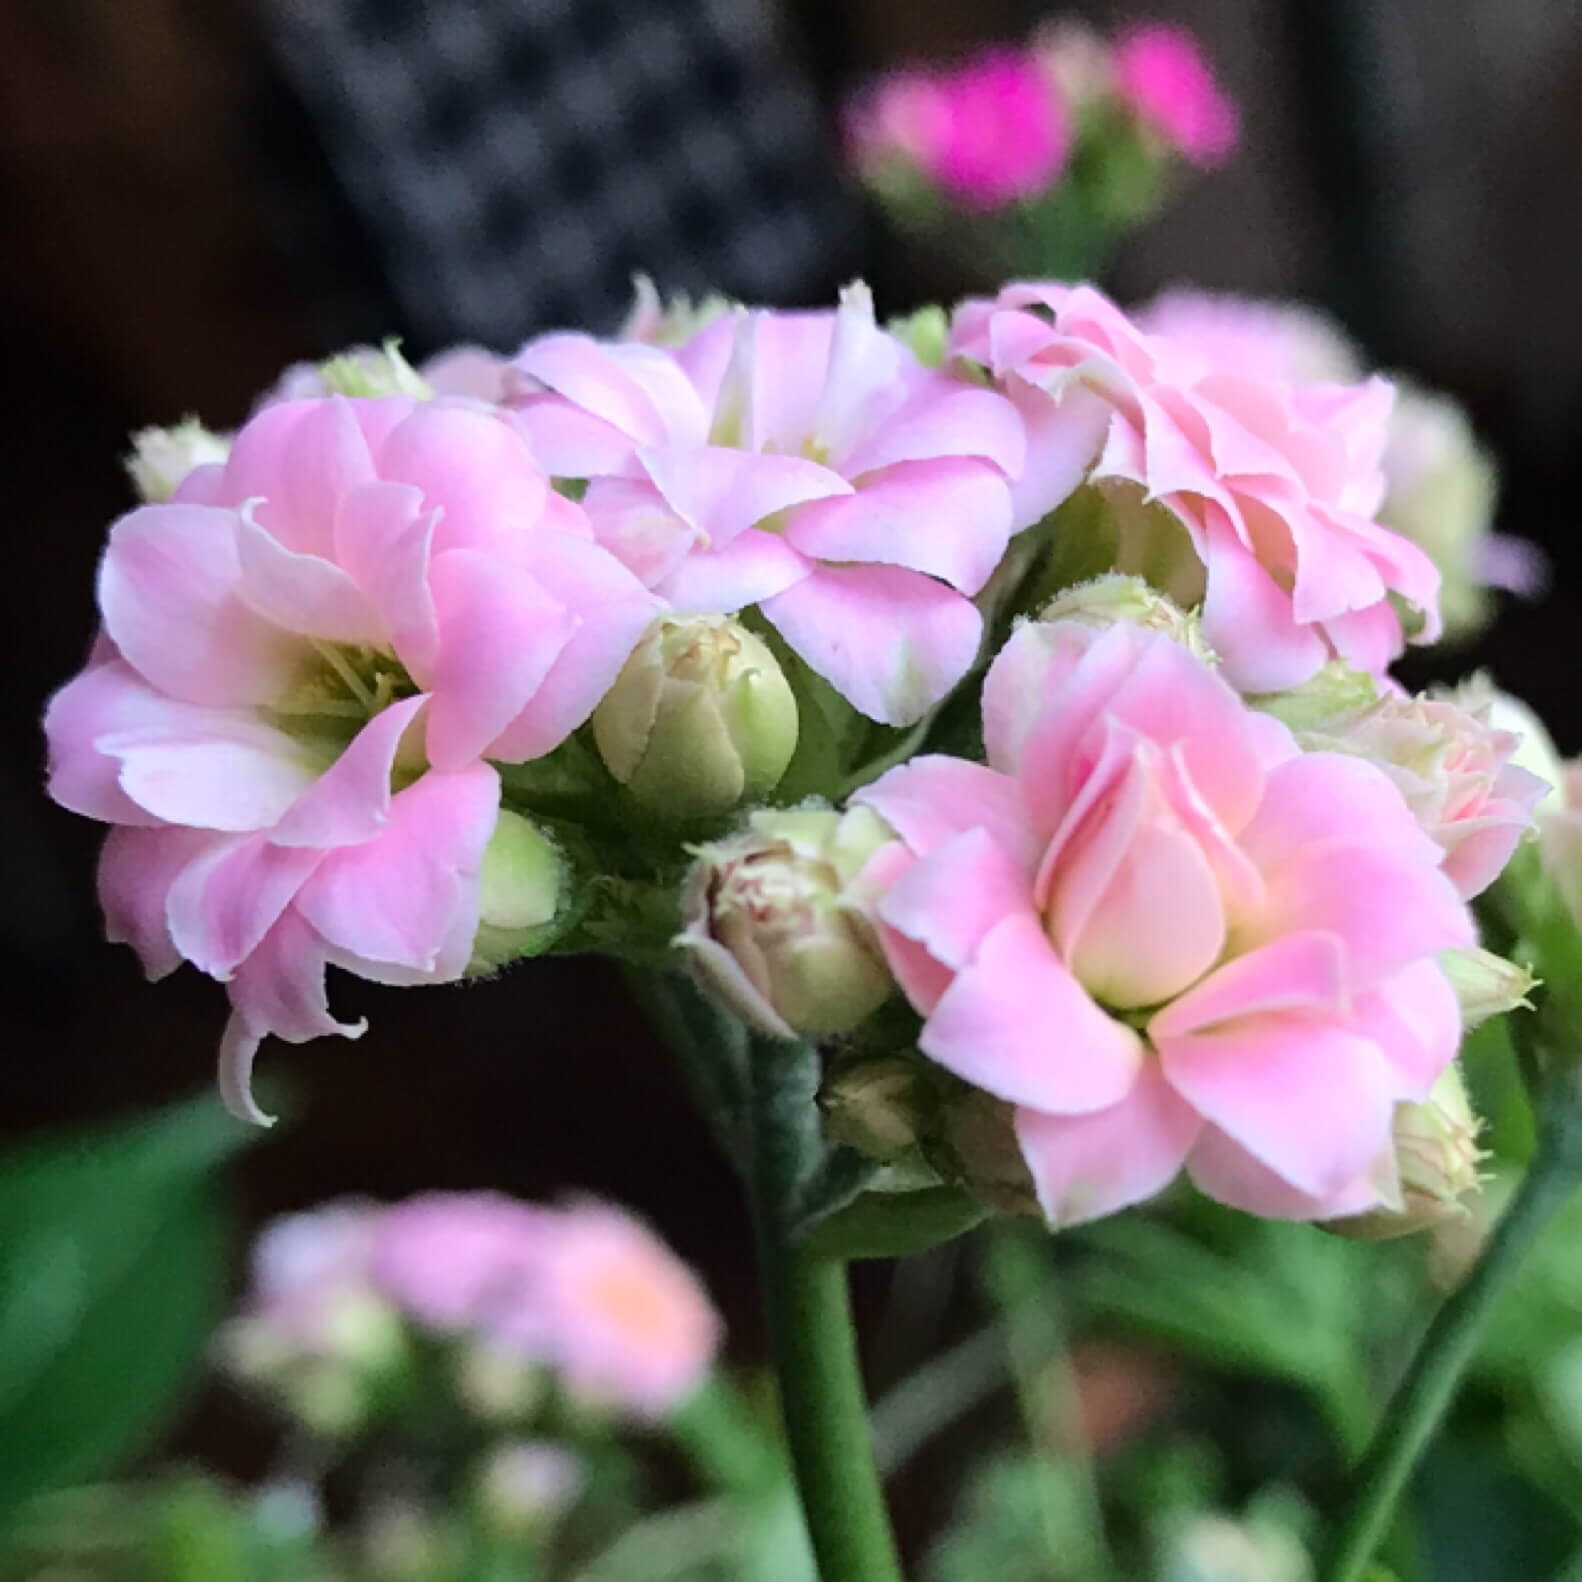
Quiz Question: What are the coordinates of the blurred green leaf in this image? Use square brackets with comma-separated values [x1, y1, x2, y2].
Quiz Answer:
[0, 1099, 246, 1525]
[795, 1186, 987, 1262]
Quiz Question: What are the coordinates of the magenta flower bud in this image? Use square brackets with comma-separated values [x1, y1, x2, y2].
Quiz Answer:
[677, 806, 895, 1038]
[593, 615, 799, 821]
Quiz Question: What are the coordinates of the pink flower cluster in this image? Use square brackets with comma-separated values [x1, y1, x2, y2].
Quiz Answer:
[844, 51, 1071, 210]
[856, 619, 1475, 1225]
[951, 283, 1441, 690]
[843, 23, 1236, 210]
[510, 283, 1049, 725]
[45, 397, 656, 1117]
[248, 1194, 721, 1420]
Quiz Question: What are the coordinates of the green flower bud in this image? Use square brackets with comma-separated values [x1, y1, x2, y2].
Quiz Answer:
[1247, 660, 1379, 730]
[317, 339, 432, 398]
[887, 305, 949, 368]
[125, 418, 230, 502]
[932, 1088, 1039, 1216]
[1439, 945, 1537, 1030]
[593, 615, 798, 821]
[821, 1058, 926, 1161]
[676, 805, 894, 1037]
[1040, 573, 1212, 656]
[469, 812, 564, 973]
[1329, 1065, 1486, 1241]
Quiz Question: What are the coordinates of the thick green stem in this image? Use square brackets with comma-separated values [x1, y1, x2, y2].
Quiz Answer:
[749, 1040, 903, 1582]
[1320, 1086, 1582, 1582]
[757, 1234, 904, 1582]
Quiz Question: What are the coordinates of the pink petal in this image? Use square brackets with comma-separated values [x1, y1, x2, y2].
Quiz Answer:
[486, 533, 660, 762]
[1320, 595, 1407, 675]
[920, 911, 1144, 1113]
[1002, 377, 1113, 528]
[515, 334, 703, 447]
[1186, 1126, 1392, 1221]
[1247, 838, 1473, 988]
[1015, 1063, 1201, 1227]
[374, 403, 551, 560]
[510, 399, 649, 479]
[220, 399, 380, 558]
[654, 528, 812, 612]
[640, 444, 850, 551]
[233, 511, 382, 645]
[1158, 1015, 1397, 1197]
[269, 694, 429, 848]
[1198, 532, 1327, 693]
[294, 763, 500, 975]
[334, 482, 441, 683]
[855, 755, 1042, 870]
[1150, 932, 1348, 1039]
[98, 505, 300, 706]
[981, 620, 1097, 776]
[878, 827, 1036, 973]
[761, 564, 983, 726]
[1350, 958, 1461, 1101]
[425, 550, 577, 770]
[98, 824, 219, 979]
[45, 662, 176, 826]
[781, 458, 1012, 596]
[839, 380, 1026, 481]
[165, 833, 326, 978]
[583, 477, 701, 587]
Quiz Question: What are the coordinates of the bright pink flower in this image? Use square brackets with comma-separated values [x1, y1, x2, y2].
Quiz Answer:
[950, 282, 1441, 691]
[843, 72, 953, 180]
[929, 52, 1070, 209]
[510, 284, 1051, 724]
[854, 621, 1473, 1227]
[532, 1201, 720, 1419]
[43, 397, 657, 1117]
[374, 1192, 557, 1338]
[1112, 24, 1238, 168]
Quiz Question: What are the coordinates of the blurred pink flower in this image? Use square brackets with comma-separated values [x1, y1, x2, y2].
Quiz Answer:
[44, 397, 656, 1118]
[374, 1193, 557, 1339]
[1113, 23, 1239, 168]
[1135, 289, 1362, 386]
[855, 621, 1473, 1226]
[511, 283, 1054, 724]
[950, 282, 1441, 691]
[843, 72, 952, 179]
[932, 52, 1070, 209]
[532, 1201, 721, 1418]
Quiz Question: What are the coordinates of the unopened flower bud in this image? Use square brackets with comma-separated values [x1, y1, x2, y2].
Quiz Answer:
[1329, 1066, 1485, 1240]
[1439, 945, 1536, 1030]
[677, 806, 894, 1038]
[593, 615, 798, 821]
[887, 305, 949, 368]
[821, 1058, 926, 1161]
[1040, 574, 1211, 656]
[932, 1088, 1039, 1215]
[316, 339, 433, 399]
[469, 812, 564, 973]
[476, 1442, 584, 1537]
[125, 418, 230, 502]
[622, 276, 732, 347]
[454, 1342, 546, 1422]
[1247, 660, 1378, 730]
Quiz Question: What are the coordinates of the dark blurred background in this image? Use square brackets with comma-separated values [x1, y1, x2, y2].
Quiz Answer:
[4, 0, 1581, 1530]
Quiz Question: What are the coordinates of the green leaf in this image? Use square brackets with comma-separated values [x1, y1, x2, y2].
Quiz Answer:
[796, 1186, 987, 1261]
[0, 1099, 246, 1524]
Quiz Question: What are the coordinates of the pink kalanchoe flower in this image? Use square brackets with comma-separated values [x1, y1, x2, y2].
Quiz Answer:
[929, 51, 1071, 210]
[509, 283, 1051, 725]
[1136, 289, 1363, 387]
[843, 71, 953, 182]
[854, 620, 1474, 1227]
[43, 397, 657, 1119]
[1301, 685, 1547, 900]
[533, 1201, 721, 1419]
[950, 282, 1442, 691]
[1112, 23, 1239, 168]
[374, 1192, 557, 1339]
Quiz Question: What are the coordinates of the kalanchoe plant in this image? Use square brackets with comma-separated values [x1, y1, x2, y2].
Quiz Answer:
[41, 272, 1582, 1582]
